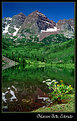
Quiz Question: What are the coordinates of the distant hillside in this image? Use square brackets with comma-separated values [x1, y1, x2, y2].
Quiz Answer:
[41, 34, 70, 44]
[2, 34, 74, 64]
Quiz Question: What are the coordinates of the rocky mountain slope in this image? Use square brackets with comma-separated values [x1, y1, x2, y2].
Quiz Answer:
[17, 10, 56, 37]
[39, 18, 74, 40]
[2, 10, 74, 40]
[56, 19, 74, 39]
[2, 12, 26, 36]
[57, 19, 74, 32]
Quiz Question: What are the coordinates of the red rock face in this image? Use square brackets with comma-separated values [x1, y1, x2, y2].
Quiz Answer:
[39, 31, 58, 41]
[50, 20, 56, 26]
[19, 10, 56, 34]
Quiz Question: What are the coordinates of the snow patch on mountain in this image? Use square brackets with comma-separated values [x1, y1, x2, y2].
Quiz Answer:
[41, 27, 59, 33]
[3, 24, 10, 34]
[3, 24, 21, 36]
[41, 20, 52, 25]
[6, 17, 12, 21]
[13, 26, 20, 36]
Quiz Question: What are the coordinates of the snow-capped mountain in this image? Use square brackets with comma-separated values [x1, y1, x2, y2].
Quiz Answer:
[18, 10, 56, 37]
[2, 17, 12, 33]
[2, 10, 74, 40]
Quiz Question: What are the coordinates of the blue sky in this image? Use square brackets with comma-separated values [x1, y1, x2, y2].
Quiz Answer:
[2, 2, 74, 23]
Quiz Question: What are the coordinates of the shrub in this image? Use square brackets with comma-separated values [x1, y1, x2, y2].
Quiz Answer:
[44, 79, 74, 102]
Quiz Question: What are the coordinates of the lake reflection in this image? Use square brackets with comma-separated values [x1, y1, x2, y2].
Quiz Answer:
[2, 65, 74, 112]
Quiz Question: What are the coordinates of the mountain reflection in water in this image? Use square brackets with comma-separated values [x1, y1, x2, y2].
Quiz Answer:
[2, 85, 50, 112]
[2, 65, 74, 112]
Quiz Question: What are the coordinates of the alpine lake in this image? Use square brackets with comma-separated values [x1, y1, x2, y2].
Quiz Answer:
[2, 63, 74, 112]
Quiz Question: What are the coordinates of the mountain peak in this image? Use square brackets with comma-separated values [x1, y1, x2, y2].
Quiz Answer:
[2, 11, 74, 38]
[17, 12, 25, 16]
[34, 10, 40, 13]
[29, 10, 46, 17]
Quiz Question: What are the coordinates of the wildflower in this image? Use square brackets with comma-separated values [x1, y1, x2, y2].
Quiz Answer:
[51, 80, 58, 84]
[70, 87, 73, 90]
[46, 79, 51, 82]
[46, 82, 52, 86]
[61, 84, 64, 86]
[57, 84, 60, 87]
[55, 82, 57, 84]
[69, 85, 71, 87]
[42, 81, 46, 83]
[51, 80, 56, 82]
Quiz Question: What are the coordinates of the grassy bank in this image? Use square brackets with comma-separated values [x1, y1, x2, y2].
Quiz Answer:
[32, 94, 75, 112]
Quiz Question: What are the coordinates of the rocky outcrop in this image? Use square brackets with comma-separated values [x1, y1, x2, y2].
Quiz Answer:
[50, 20, 56, 26]
[11, 12, 26, 27]
[57, 19, 74, 32]
[39, 31, 58, 41]
[2, 56, 18, 70]
[2, 13, 26, 36]
[56, 19, 74, 38]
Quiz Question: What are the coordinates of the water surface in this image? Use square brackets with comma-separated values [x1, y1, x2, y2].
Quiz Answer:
[2, 64, 74, 112]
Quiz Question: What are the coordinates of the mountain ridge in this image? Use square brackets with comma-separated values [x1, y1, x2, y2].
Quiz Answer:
[2, 10, 74, 40]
